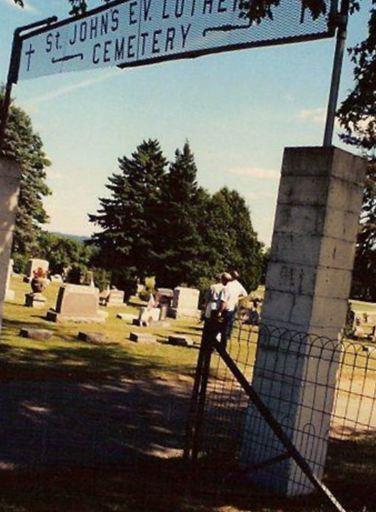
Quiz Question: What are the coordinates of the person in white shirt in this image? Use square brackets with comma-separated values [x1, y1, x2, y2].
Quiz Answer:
[202, 273, 226, 343]
[204, 273, 224, 320]
[218, 270, 248, 346]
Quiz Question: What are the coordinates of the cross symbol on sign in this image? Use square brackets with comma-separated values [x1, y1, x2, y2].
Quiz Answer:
[25, 43, 35, 72]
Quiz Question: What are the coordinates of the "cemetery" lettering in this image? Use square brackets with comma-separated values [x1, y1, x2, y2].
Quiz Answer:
[92, 23, 192, 64]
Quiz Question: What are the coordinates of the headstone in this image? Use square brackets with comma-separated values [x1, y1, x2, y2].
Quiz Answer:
[78, 332, 109, 344]
[105, 290, 125, 307]
[47, 284, 107, 323]
[20, 328, 53, 341]
[24, 258, 49, 283]
[167, 335, 194, 348]
[351, 311, 376, 340]
[5, 259, 15, 301]
[157, 288, 174, 307]
[129, 332, 156, 343]
[241, 147, 367, 496]
[0, 158, 21, 333]
[169, 287, 201, 319]
[25, 292, 47, 309]
[138, 306, 161, 326]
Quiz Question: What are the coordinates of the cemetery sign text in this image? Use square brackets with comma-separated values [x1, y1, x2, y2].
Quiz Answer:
[18, 0, 336, 80]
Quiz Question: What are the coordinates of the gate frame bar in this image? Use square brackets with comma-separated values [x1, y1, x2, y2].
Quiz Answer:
[185, 330, 348, 512]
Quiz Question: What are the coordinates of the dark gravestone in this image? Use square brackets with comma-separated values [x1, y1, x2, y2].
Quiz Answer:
[129, 332, 156, 344]
[167, 335, 194, 348]
[78, 332, 108, 344]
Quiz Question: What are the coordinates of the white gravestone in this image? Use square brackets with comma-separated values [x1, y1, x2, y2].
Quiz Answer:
[24, 258, 49, 282]
[47, 284, 107, 323]
[169, 287, 201, 319]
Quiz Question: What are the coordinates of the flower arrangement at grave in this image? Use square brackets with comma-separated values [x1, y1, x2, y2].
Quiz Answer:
[30, 267, 48, 294]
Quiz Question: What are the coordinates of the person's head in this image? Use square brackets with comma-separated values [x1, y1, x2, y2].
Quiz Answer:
[230, 270, 240, 280]
[221, 272, 232, 285]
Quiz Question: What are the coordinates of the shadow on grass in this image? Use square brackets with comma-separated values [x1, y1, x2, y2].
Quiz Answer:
[0, 317, 375, 511]
[1, 445, 375, 512]
[325, 432, 376, 511]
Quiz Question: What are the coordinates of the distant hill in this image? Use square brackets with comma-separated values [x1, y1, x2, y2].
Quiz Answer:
[51, 232, 89, 243]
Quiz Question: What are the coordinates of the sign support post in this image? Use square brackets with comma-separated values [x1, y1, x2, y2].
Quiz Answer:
[0, 17, 58, 151]
[323, 0, 349, 147]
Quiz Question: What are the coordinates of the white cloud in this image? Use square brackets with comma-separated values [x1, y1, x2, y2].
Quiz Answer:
[227, 166, 279, 180]
[297, 108, 326, 125]
[25, 70, 119, 110]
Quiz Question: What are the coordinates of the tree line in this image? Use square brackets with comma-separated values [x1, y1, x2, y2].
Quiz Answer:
[0, 93, 265, 294]
[3, 0, 376, 300]
[89, 139, 265, 295]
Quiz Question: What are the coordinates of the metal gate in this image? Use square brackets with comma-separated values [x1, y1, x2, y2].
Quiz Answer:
[185, 319, 376, 511]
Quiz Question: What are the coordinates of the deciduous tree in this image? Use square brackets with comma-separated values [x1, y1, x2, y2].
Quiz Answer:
[337, 3, 376, 300]
[0, 92, 51, 257]
[203, 188, 264, 293]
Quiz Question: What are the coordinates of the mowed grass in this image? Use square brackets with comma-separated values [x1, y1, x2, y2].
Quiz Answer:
[0, 277, 375, 512]
[1, 276, 201, 382]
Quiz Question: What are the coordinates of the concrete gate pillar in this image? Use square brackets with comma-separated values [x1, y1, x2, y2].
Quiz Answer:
[0, 158, 21, 332]
[241, 147, 366, 495]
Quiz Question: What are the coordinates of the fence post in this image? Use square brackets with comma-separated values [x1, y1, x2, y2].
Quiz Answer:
[213, 339, 347, 512]
[184, 319, 215, 462]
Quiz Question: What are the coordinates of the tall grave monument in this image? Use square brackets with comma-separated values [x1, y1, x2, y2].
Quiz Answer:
[47, 284, 107, 323]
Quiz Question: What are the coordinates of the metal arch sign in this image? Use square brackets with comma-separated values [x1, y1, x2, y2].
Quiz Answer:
[18, 0, 337, 81]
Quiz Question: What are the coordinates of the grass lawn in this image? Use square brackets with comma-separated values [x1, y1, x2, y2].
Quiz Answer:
[2, 276, 202, 381]
[351, 300, 376, 314]
[0, 277, 375, 512]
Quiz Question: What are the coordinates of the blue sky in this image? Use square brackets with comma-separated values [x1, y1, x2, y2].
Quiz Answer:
[0, 0, 371, 245]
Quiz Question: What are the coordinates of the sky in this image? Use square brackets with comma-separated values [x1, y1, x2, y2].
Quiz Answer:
[0, 0, 372, 245]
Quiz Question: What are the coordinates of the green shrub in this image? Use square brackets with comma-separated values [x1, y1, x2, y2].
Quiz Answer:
[12, 253, 28, 274]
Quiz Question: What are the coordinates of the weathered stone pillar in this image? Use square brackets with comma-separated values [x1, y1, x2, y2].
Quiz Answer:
[241, 147, 366, 495]
[0, 158, 21, 332]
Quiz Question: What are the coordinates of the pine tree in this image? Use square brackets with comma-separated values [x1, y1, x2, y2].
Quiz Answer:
[0, 92, 51, 256]
[155, 142, 207, 288]
[89, 139, 167, 293]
